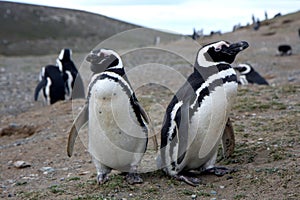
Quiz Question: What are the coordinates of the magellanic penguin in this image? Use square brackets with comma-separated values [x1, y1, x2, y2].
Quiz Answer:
[157, 40, 249, 186]
[277, 45, 292, 56]
[234, 63, 269, 85]
[67, 49, 156, 185]
[56, 48, 85, 99]
[34, 65, 65, 105]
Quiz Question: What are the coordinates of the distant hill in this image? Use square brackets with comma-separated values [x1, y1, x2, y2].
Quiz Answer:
[0, 1, 182, 56]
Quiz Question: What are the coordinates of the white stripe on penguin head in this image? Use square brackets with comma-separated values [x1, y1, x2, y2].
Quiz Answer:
[238, 64, 251, 75]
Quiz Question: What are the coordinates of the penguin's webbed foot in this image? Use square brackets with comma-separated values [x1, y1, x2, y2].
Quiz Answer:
[174, 174, 201, 187]
[125, 173, 143, 185]
[97, 173, 109, 185]
[203, 166, 235, 176]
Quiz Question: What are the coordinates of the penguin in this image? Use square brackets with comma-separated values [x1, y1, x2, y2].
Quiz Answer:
[67, 49, 154, 185]
[56, 48, 85, 99]
[234, 63, 269, 85]
[277, 45, 292, 56]
[34, 65, 65, 105]
[157, 40, 249, 186]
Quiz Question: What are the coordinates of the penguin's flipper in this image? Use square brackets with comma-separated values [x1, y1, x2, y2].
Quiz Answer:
[34, 79, 46, 101]
[176, 101, 189, 165]
[135, 101, 158, 151]
[221, 118, 235, 158]
[67, 103, 89, 157]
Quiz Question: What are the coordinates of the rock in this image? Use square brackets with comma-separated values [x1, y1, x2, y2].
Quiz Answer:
[9, 123, 19, 128]
[39, 166, 55, 174]
[210, 190, 217, 195]
[78, 171, 90, 175]
[13, 161, 31, 168]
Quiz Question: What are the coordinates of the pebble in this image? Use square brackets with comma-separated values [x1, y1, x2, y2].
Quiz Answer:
[78, 171, 90, 175]
[22, 174, 38, 180]
[13, 160, 31, 168]
[39, 166, 55, 174]
[9, 123, 19, 128]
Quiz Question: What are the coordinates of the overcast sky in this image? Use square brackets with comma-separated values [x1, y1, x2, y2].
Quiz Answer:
[3, 0, 300, 34]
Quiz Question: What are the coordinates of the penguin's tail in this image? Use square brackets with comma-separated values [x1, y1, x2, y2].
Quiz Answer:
[34, 79, 46, 101]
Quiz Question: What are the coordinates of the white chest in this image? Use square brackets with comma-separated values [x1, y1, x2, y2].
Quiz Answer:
[186, 82, 237, 168]
[88, 79, 147, 169]
[239, 75, 248, 85]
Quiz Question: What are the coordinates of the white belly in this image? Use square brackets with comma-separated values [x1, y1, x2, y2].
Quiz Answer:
[88, 79, 147, 171]
[183, 82, 237, 170]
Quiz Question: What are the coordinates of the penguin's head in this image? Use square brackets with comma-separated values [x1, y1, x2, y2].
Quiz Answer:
[58, 48, 72, 61]
[197, 40, 249, 67]
[86, 49, 122, 73]
[233, 63, 252, 75]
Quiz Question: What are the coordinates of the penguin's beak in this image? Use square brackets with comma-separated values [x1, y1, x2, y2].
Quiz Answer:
[86, 49, 105, 64]
[222, 41, 249, 56]
[225, 41, 249, 55]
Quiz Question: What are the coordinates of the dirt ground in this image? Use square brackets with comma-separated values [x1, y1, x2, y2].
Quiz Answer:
[1, 13, 300, 200]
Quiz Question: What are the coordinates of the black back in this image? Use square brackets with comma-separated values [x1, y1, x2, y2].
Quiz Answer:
[34, 65, 65, 104]
[246, 70, 269, 85]
[58, 49, 85, 98]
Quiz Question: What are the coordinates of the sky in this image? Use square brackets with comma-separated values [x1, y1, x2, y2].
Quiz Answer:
[3, 0, 300, 35]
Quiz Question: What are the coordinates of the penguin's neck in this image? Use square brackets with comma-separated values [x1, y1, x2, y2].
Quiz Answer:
[103, 67, 132, 89]
[105, 67, 125, 77]
[193, 61, 232, 81]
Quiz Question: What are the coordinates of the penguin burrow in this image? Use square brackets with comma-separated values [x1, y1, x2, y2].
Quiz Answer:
[157, 40, 249, 186]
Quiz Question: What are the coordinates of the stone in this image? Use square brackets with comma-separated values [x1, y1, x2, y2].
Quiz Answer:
[13, 161, 31, 168]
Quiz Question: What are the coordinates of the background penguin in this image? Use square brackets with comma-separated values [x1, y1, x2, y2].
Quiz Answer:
[34, 65, 65, 105]
[56, 48, 85, 99]
[157, 40, 249, 186]
[234, 63, 269, 85]
[67, 49, 152, 185]
[277, 44, 292, 56]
